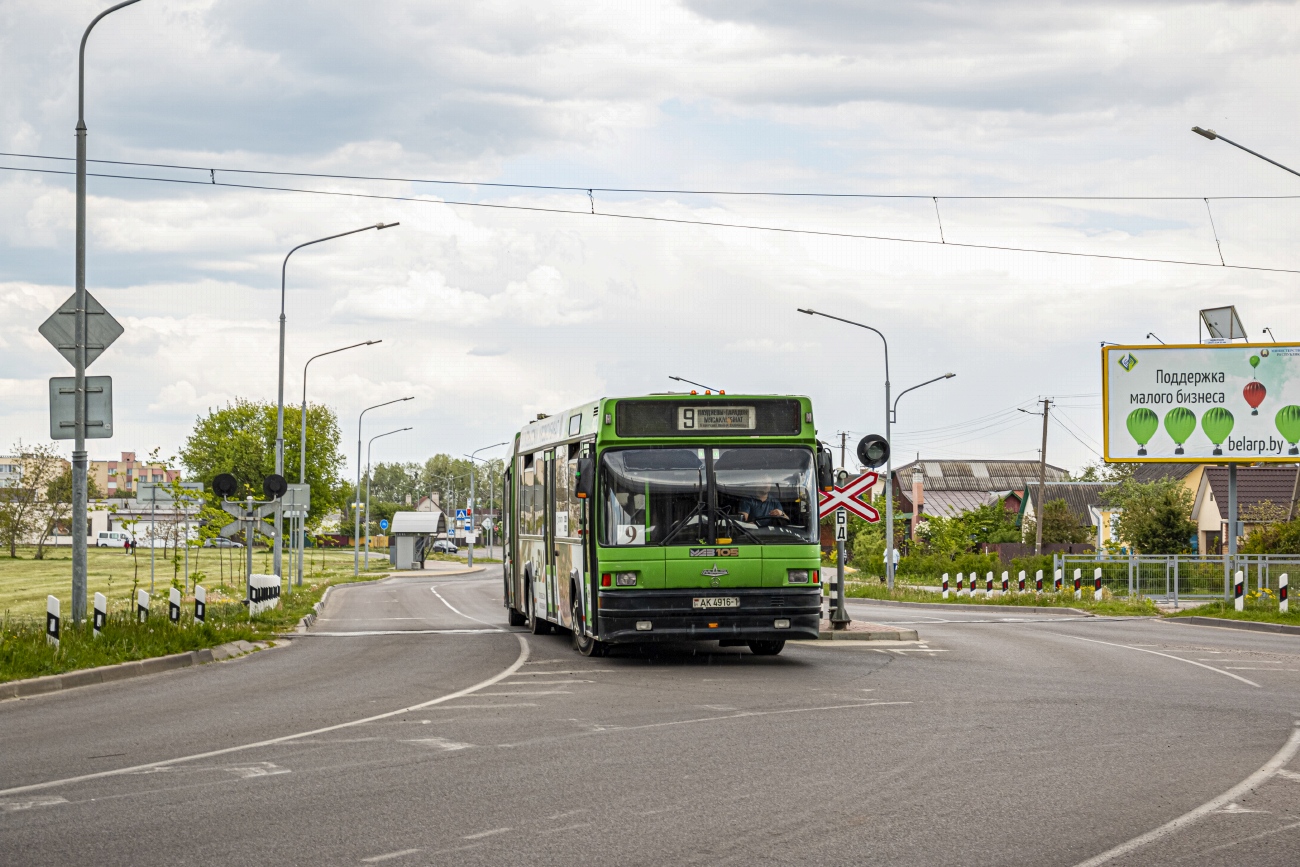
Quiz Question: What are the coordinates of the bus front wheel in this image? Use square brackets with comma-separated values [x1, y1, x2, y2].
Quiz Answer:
[748, 640, 785, 656]
[570, 593, 604, 657]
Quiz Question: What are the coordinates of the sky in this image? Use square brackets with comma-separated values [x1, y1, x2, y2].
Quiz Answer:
[2, 0, 1299, 480]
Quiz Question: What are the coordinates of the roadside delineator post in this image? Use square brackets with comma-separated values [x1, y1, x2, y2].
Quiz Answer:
[1234, 570, 1245, 612]
[956, 572, 965, 596]
[195, 585, 206, 623]
[93, 592, 107, 637]
[942, 572, 950, 599]
[1018, 570, 1026, 593]
[168, 587, 181, 624]
[986, 571, 994, 594]
[1094, 567, 1103, 602]
[1073, 568, 1082, 600]
[1001, 571, 1009, 594]
[1035, 570, 1043, 593]
[1054, 569, 1062, 593]
[136, 589, 149, 623]
[1280, 573, 1289, 614]
[46, 596, 60, 649]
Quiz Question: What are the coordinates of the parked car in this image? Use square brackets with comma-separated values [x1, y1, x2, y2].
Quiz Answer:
[431, 539, 458, 554]
[96, 531, 133, 548]
[202, 538, 244, 548]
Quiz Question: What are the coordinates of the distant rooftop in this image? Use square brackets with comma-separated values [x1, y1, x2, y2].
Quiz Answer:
[892, 459, 1068, 493]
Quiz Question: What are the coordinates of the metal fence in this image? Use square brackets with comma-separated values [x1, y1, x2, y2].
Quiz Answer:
[1053, 553, 1300, 603]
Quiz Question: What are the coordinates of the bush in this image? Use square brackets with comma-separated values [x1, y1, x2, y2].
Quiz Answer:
[1009, 554, 1055, 579]
[896, 552, 1000, 583]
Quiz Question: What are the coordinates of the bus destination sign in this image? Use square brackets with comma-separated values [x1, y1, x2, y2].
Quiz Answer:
[678, 406, 755, 431]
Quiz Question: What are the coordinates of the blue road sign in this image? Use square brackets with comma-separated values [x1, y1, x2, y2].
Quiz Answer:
[379, 519, 389, 531]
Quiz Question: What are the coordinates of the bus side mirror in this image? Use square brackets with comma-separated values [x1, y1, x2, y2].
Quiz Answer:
[817, 449, 834, 492]
[575, 457, 595, 499]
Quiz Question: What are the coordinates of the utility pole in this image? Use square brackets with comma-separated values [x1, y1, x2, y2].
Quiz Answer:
[1035, 398, 1051, 556]
[838, 432, 848, 470]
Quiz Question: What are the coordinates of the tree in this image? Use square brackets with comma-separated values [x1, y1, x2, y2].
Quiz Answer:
[36, 466, 104, 559]
[1102, 478, 1196, 554]
[1021, 498, 1090, 545]
[1241, 515, 1300, 555]
[0, 441, 68, 557]
[179, 399, 345, 529]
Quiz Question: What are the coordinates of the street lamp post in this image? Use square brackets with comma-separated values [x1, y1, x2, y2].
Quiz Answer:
[71, 0, 145, 626]
[275, 223, 397, 581]
[365, 428, 411, 569]
[798, 308, 896, 590]
[297, 340, 380, 586]
[466, 443, 508, 568]
[1192, 127, 1300, 178]
[355, 396, 413, 575]
[892, 371, 958, 550]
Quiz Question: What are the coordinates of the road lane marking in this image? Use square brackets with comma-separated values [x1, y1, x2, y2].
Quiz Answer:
[407, 738, 473, 751]
[361, 849, 423, 863]
[1061, 635, 1261, 687]
[476, 690, 573, 696]
[0, 634, 530, 798]
[1276, 769, 1300, 782]
[501, 679, 593, 685]
[304, 629, 499, 636]
[1071, 723, 1300, 867]
[0, 795, 67, 812]
[463, 827, 511, 840]
[431, 586, 502, 629]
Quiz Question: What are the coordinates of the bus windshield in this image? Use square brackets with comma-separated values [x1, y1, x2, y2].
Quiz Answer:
[600, 447, 817, 546]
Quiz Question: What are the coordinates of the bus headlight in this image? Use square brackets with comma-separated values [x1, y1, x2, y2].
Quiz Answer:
[774, 619, 791, 629]
[787, 569, 810, 584]
[615, 572, 637, 586]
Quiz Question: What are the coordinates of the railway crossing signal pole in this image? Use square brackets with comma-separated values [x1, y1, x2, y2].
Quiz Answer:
[819, 472, 882, 629]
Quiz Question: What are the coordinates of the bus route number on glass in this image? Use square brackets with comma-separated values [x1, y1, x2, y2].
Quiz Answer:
[677, 406, 755, 431]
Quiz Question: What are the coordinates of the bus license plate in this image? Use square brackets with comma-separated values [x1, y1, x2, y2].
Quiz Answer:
[693, 597, 739, 609]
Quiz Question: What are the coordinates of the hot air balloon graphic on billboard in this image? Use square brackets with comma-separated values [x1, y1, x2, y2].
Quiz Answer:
[1163, 407, 1196, 455]
[1202, 407, 1234, 456]
[1277, 405, 1300, 456]
[1243, 381, 1267, 415]
[1127, 408, 1158, 455]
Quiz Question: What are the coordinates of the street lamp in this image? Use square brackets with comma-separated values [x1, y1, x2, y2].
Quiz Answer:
[355, 396, 413, 575]
[466, 443, 508, 568]
[891, 373, 956, 424]
[70, 0, 145, 626]
[365, 427, 412, 569]
[797, 308, 897, 589]
[1192, 127, 1300, 178]
[1146, 333, 1166, 345]
[296, 339, 380, 586]
[669, 375, 721, 393]
[275, 222, 398, 580]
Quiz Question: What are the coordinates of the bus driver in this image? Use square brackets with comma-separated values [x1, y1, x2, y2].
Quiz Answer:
[738, 483, 788, 525]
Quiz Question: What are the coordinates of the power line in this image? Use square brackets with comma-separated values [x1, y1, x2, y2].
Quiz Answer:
[3, 151, 1299, 201]
[1051, 414, 1101, 458]
[3, 162, 1297, 275]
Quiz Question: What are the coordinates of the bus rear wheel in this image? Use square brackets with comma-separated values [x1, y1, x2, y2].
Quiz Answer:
[570, 593, 604, 657]
[747, 640, 785, 656]
[506, 578, 527, 626]
[528, 586, 550, 635]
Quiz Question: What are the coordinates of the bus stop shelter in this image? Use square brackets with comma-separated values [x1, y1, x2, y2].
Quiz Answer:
[389, 510, 445, 570]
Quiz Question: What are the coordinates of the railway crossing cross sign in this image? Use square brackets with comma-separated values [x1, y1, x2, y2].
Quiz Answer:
[818, 471, 881, 522]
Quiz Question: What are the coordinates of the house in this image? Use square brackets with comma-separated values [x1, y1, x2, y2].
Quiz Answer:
[1020, 482, 1113, 549]
[1192, 466, 1300, 555]
[891, 459, 1069, 534]
[89, 451, 181, 497]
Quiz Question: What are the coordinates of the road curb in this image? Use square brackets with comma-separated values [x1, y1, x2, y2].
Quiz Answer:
[846, 597, 1093, 616]
[1163, 616, 1300, 636]
[0, 640, 274, 701]
[391, 565, 488, 577]
[817, 627, 920, 641]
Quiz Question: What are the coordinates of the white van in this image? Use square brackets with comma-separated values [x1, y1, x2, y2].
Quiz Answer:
[96, 531, 134, 548]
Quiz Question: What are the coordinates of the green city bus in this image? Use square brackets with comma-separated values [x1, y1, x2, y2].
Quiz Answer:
[502, 394, 833, 657]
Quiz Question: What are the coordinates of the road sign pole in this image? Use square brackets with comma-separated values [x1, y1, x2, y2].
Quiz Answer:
[833, 507, 850, 627]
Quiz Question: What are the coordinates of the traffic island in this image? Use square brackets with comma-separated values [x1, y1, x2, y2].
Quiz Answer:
[816, 619, 919, 641]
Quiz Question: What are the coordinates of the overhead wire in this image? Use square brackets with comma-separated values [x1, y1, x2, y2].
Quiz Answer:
[1, 161, 1298, 276]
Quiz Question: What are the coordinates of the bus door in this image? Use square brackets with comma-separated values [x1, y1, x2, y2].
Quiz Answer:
[553, 443, 580, 630]
[544, 448, 558, 621]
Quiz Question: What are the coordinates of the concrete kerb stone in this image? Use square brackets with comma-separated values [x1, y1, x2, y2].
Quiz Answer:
[0, 640, 275, 702]
[1163, 616, 1300, 637]
[847, 597, 1093, 617]
[817, 626, 920, 641]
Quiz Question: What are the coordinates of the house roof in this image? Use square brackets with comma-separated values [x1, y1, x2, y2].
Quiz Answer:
[1024, 482, 1112, 525]
[1129, 463, 1200, 484]
[1201, 467, 1299, 517]
[913, 490, 1003, 519]
[892, 459, 1067, 493]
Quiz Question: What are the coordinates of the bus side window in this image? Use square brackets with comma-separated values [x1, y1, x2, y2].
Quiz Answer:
[522, 464, 536, 535]
[554, 451, 571, 538]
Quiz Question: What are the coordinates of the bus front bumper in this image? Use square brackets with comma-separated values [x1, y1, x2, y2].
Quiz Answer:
[596, 587, 821, 643]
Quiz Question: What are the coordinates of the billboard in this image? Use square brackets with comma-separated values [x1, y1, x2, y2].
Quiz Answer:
[1103, 343, 1300, 463]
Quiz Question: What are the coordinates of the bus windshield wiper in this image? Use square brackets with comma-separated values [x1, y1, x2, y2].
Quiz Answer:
[662, 494, 707, 545]
[718, 508, 761, 545]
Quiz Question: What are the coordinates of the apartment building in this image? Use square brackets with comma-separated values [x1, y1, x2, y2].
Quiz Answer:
[89, 451, 181, 496]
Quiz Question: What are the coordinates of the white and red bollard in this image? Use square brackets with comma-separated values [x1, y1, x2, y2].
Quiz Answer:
[1035, 569, 1043, 593]
[1280, 573, 1288, 614]
[1094, 567, 1103, 602]
[1054, 569, 1062, 593]
[956, 572, 965, 596]
[942, 572, 950, 599]
[1234, 570, 1245, 612]
[1018, 570, 1026, 593]
[1001, 571, 1009, 594]
[1074, 569, 1082, 600]
[986, 572, 994, 594]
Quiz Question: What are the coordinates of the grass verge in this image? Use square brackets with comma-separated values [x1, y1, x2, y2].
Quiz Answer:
[1164, 597, 1300, 627]
[844, 581, 1160, 616]
[0, 555, 391, 685]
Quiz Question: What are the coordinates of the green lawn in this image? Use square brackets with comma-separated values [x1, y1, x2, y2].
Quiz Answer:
[0, 547, 393, 684]
[844, 580, 1161, 616]
[0, 545, 390, 620]
[1165, 596, 1300, 627]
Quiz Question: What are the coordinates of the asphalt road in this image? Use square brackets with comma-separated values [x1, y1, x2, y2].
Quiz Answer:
[2, 570, 1299, 866]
